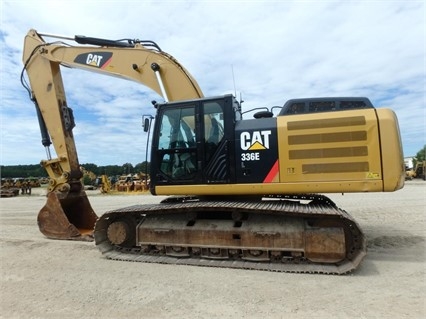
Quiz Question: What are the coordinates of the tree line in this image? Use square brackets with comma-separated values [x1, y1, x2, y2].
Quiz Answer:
[0, 162, 150, 179]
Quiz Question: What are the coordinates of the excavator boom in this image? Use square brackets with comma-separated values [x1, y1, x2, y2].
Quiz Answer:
[22, 29, 203, 240]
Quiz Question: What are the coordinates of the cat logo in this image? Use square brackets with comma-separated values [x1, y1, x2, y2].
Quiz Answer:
[86, 54, 104, 67]
[74, 52, 113, 69]
[240, 130, 271, 151]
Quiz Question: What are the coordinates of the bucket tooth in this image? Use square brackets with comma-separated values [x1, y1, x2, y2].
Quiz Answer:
[37, 191, 98, 241]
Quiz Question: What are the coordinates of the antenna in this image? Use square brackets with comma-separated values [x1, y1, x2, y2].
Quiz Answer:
[231, 65, 244, 106]
[231, 64, 237, 98]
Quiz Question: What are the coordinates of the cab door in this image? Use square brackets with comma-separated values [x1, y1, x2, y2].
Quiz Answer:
[154, 105, 199, 184]
[200, 100, 228, 183]
[151, 96, 232, 187]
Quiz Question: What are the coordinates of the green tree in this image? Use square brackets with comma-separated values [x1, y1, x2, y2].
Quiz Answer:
[82, 174, 93, 185]
[122, 163, 134, 175]
[0, 164, 47, 178]
[135, 161, 150, 175]
[81, 163, 99, 175]
[98, 165, 118, 176]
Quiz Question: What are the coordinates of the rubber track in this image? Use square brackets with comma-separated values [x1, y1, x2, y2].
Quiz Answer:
[94, 195, 366, 275]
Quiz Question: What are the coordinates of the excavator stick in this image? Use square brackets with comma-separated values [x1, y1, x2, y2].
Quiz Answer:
[37, 191, 98, 241]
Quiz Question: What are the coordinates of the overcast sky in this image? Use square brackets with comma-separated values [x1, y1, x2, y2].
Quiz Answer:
[1, 0, 424, 167]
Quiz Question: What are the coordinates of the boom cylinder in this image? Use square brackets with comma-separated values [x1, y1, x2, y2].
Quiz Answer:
[151, 63, 169, 102]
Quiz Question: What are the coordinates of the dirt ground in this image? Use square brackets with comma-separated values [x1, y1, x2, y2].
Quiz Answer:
[0, 181, 425, 319]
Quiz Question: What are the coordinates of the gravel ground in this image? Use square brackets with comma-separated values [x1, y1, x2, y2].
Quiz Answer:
[0, 180, 425, 319]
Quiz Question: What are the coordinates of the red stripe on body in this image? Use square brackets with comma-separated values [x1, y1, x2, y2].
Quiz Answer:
[101, 57, 113, 69]
[263, 160, 279, 183]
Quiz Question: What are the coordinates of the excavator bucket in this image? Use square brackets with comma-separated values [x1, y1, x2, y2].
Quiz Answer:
[37, 191, 98, 241]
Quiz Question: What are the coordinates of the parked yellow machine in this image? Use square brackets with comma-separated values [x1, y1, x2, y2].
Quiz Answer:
[414, 161, 425, 180]
[99, 175, 112, 193]
[21, 29, 405, 274]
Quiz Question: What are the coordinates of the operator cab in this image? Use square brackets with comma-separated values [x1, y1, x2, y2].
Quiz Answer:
[279, 97, 373, 116]
[150, 94, 240, 191]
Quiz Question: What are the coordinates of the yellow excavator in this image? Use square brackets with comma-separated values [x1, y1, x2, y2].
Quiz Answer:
[22, 29, 405, 274]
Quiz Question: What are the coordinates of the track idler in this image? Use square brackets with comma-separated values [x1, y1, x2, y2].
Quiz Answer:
[37, 191, 98, 241]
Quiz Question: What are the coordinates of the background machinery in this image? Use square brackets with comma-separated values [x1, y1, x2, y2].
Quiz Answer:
[22, 29, 405, 274]
[414, 161, 425, 180]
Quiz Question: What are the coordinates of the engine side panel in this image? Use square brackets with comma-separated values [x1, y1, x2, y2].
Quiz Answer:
[276, 109, 384, 187]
